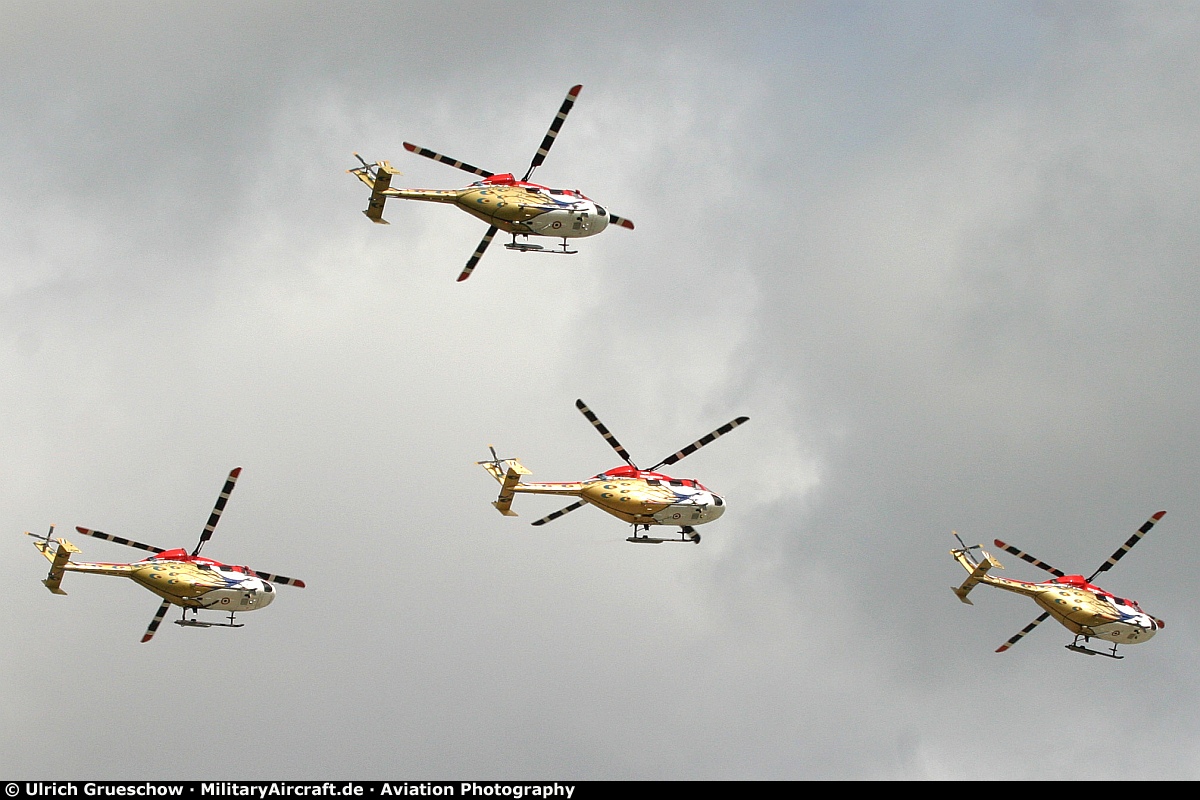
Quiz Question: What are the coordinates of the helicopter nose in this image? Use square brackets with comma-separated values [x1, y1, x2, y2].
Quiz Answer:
[251, 581, 276, 609]
[707, 495, 726, 519]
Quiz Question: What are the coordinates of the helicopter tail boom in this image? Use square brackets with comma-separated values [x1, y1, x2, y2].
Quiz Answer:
[951, 543, 1003, 605]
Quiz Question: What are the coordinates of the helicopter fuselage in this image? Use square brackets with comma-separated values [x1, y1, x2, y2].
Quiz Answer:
[383, 174, 613, 238]
[515, 466, 727, 527]
[53, 547, 277, 612]
[1009, 574, 1158, 645]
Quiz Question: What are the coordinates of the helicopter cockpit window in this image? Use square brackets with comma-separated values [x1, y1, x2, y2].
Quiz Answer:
[596, 205, 607, 216]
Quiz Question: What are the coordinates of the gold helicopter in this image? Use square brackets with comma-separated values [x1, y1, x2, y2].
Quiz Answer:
[349, 85, 634, 281]
[26, 468, 305, 642]
[951, 511, 1166, 658]
[480, 399, 747, 544]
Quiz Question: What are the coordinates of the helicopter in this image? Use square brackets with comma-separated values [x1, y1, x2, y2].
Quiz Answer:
[950, 510, 1166, 659]
[478, 399, 748, 544]
[25, 467, 305, 642]
[349, 84, 634, 282]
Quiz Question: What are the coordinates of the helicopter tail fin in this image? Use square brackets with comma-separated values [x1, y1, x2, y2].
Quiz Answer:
[349, 158, 400, 224]
[951, 540, 1003, 605]
[478, 456, 531, 516]
[27, 532, 81, 595]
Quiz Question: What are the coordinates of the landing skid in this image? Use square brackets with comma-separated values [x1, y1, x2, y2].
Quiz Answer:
[1065, 635, 1123, 659]
[504, 236, 577, 255]
[174, 608, 243, 630]
[625, 525, 701, 545]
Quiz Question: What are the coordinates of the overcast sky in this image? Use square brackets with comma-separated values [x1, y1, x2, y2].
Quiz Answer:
[3, 1, 1200, 780]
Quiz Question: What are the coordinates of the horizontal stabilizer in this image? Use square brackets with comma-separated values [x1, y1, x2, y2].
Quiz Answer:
[952, 544, 1003, 605]
[30, 536, 81, 595]
[478, 457, 531, 483]
[349, 158, 400, 224]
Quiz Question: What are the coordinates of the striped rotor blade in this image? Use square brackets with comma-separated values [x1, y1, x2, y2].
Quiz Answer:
[531, 501, 587, 527]
[457, 226, 498, 282]
[993, 539, 1065, 577]
[995, 612, 1051, 653]
[252, 569, 306, 588]
[608, 214, 635, 230]
[575, 399, 635, 467]
[193, 467, 241, 556]
[1089, 510, 1166, 581]
[403, 142, 493, 178]
[74, 526, 165, 554]
[649, 416, 749, 470]
[141, 599, 172, 643]
[522, 85, 581, 181]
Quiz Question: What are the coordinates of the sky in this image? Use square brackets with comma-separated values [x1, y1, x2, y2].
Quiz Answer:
[2, 0, 1199, 780]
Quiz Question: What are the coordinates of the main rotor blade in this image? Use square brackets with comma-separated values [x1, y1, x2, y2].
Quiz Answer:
[193, 467, 241, 557]
[522, 85, 582, 181]
[608, 214, 635, 230]
[575, 399, 636, 467]
[403, 142, 493, 178]
[457, 225, 498, 282]
[995, 612, 1051, 653]
[141, 599, 172, 643]
[993, 540, 1066, 578]
[74, 526, 165, 555]
[649, 416, 749, 471]
[1087, 510, 1166, 581]
[531, 500, 587, 527]
[252, 569, 306, 588]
